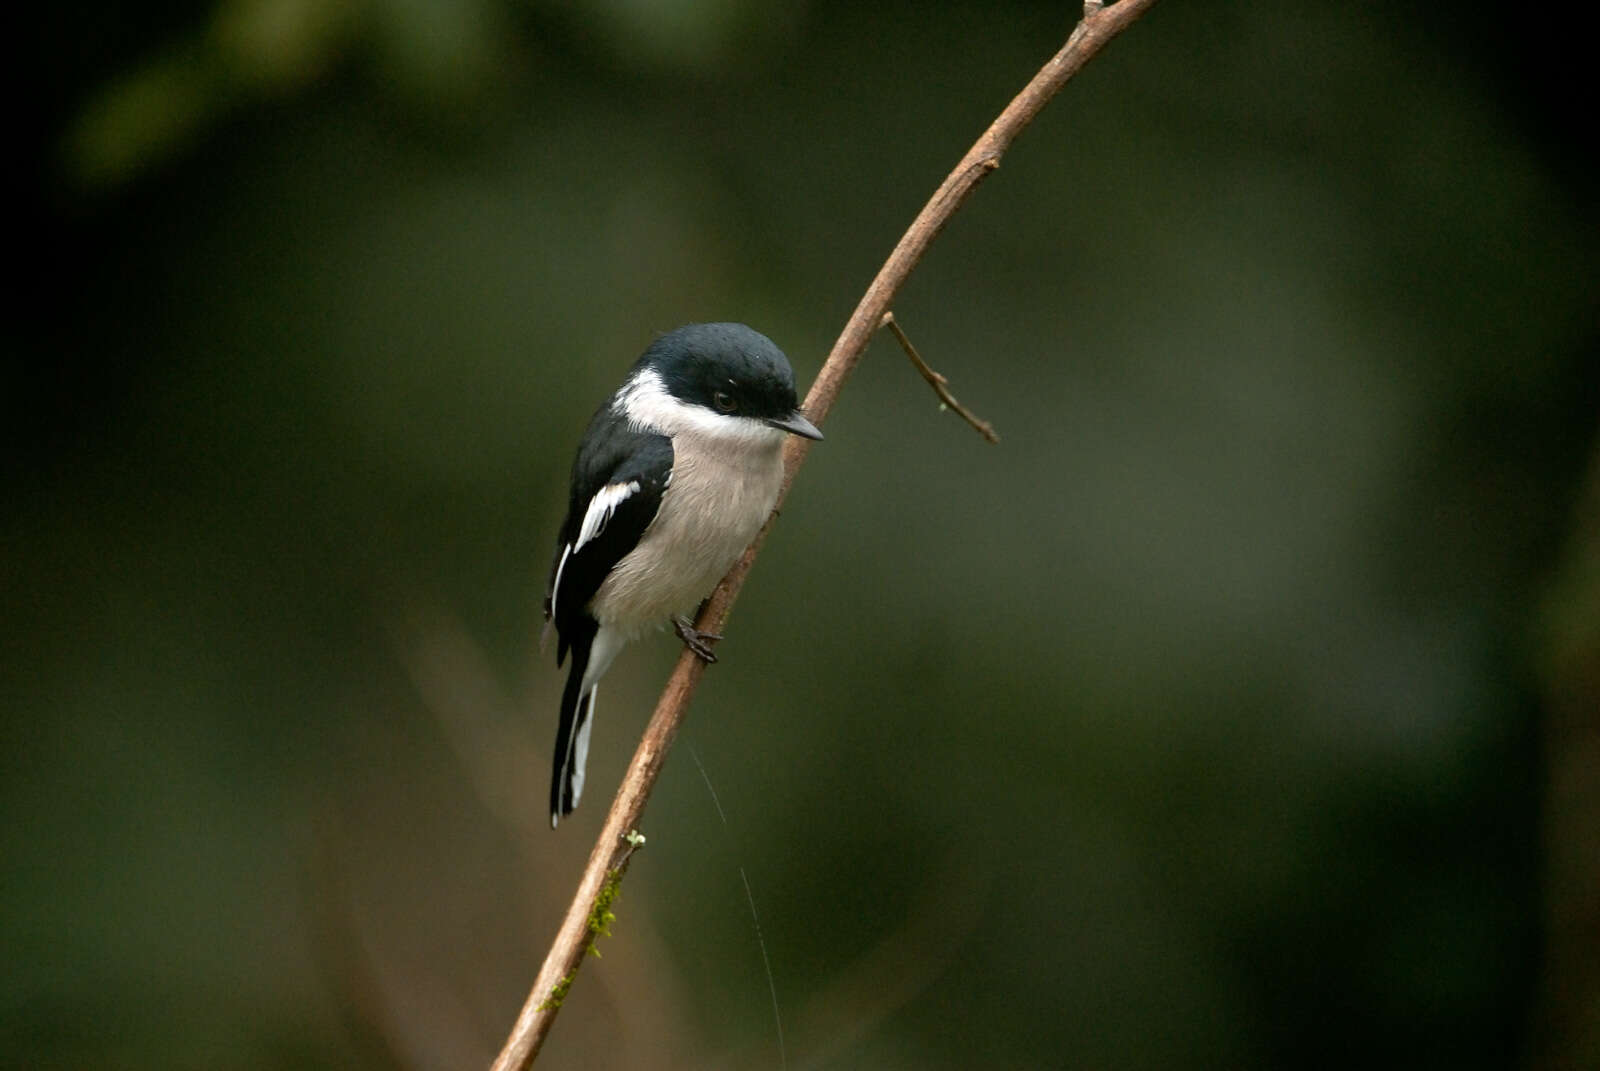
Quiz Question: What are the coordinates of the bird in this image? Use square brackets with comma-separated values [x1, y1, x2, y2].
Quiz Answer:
[543, 323, 823, 827]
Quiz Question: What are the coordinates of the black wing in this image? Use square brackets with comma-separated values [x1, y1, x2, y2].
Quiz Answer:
[545, 408, 673, 663]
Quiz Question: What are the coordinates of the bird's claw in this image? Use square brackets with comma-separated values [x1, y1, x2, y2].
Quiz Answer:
[673, 617, 722, 664]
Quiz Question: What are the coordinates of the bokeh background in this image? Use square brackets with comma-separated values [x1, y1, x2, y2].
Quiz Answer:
[9, 1, 1598, 1068]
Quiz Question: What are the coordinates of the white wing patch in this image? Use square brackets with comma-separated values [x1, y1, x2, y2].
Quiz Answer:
[549, 542, 572, 619]
[576, 480, 641, 553]
[550, 480, 640, 621]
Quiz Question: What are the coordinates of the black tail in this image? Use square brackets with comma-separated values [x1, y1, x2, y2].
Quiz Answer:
[550, 637, 595, 828]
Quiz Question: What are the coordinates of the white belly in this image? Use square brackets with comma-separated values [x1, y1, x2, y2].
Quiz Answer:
[589, 428, 785, 636]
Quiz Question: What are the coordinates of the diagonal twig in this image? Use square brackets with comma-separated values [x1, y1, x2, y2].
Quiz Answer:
[881, 311, 999, 443]
[490, 2, 1162, 1066]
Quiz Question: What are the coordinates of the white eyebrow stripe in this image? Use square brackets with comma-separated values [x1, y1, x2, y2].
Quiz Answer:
[574, 480, 641, 554]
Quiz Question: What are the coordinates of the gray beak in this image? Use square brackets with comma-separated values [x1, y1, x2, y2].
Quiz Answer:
[765, 411, 824, 440]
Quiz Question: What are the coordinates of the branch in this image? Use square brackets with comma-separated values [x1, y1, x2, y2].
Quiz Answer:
[881, 312, 1000, 443]
[490, 2, 1161, 1066]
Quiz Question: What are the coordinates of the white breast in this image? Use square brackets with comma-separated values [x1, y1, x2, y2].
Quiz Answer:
[589, 422, 787, 636]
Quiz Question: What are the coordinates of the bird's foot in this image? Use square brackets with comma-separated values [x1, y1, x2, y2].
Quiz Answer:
[673, 617, 722, 664]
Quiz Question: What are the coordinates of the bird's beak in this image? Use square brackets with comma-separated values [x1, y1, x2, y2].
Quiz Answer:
[765, 411, 824, 440]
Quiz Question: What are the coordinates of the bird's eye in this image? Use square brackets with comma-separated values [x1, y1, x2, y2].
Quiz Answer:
[712, 390, 737, 413]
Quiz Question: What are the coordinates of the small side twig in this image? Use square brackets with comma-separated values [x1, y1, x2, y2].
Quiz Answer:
[881, 312, 999, 443]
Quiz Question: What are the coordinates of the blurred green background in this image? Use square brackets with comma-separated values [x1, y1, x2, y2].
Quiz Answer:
[8, 1, 1598, 1068]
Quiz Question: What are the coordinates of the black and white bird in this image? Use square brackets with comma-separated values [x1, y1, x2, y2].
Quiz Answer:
[543, 323, 823, 827]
